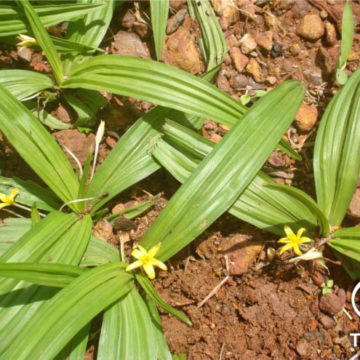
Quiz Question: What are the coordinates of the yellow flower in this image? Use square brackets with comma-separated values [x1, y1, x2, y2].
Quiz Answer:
[278, 226, 312, 256]
[0, 188, 19, 210]
[126, 242, 167, 279]
[16, 34, 37, 50]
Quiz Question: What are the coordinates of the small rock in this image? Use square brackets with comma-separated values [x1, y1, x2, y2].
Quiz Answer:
[303, 67, 323, 86]
[255, 31, 273, 51]
[297, 14, 325, 41]
[312, 271, 325, 286]
[348, 188, 360, 218]
[220, 234, 264, 275]
[318, 46, 340, 74]
[167, 9, 187, 34]
[271, 42, 283, 58]
[320, 315, 336, 329]
[211, 0, 240, 29]
[105, 136, 116, 148]
[246, 58, 262, 83]
[121, 10, 136, 28]
[111, 31, 150, 58]
[162, 26, 203, 74]
[296, 339, 310, 358]
[290, 43, 301, 56]
[291, 0, 312, 18]
[268, 153, 284, 167]
[320, 293, 343, 315]
[295, 103, 318, 132]
[239, 34, 257, 54]
[264, 13, 276, 29]
[338, 288, 346, 305]
[169, 0, 187, 10]
[320, 10, 328, 19]
[248, 77, 263, 90]
[232, 74, 248, 89]
[112, 203, 125, 214]
[216, 74, 232, 93]
[17, 47, 32, 62]
[266, 76, 277, 85]
[230, 47, 248, 72]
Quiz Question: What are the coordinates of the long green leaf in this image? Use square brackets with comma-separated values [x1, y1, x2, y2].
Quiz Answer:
[188, 0, 226, 71]
[0, 3, 103, 37]
[338, 0, 354, 70]
[0, 69, 53, 100]
[140, 80, 305, 261]
[98, 288, 157, 360]
[152, 120, 316, 235]
[150, 0, 169, 60]
[0, 263, 85, 288]
[136, 273, 191, 325]
[0, 84, 80, 211]
[17, 0, 63, 84]
[0, 176, 60, 211]
[81, 236, 119, 267]
[2, 262, 133, 360]
[314, 68, 360, 225]
[61, 55, 247, 127]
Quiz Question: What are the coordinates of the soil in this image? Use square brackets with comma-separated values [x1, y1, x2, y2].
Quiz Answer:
[1, 0, 360, 359]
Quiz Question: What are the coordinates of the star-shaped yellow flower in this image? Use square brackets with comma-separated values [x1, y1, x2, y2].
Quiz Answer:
[278, 226, 312, 256]
[16, 34, 37, 50]
[126, 242, 167, 279]
[0, 188, 19, 210]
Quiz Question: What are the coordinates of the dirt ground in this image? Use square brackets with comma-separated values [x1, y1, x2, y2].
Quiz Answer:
[1, 0, 360, 359]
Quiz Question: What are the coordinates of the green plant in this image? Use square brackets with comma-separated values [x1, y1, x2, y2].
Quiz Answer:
[321, 279, 334, 295]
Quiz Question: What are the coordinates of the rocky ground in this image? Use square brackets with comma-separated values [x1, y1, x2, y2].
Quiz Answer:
[1, 0, 360, 359]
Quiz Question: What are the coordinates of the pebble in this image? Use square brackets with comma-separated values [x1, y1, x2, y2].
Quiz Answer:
[17, 48, 32, 62]
[271, 42, 283, 58]
[312, 271, 325, 286]
[295, 103, 318, 132]
[266, 76, 277, 85]
[255, 31, 273, 51]
[134, 22, 150, 39]
[297, 14, 325, 41]
[211, 0, 240, 29]
[246, 58, 262, 83]
[303, 67, 323, 86]
[167, 9, 187, 34]
[320, 293, 344, 315]
[239, 33, 257, 54]
[325, 21, 337, 45]
[320, 315, 336, 329]
[111, 31, 150, 58]
[296, 339, 310, 358]
[290, 43, 301, 56]
[230, 47, 248, 72]
[231, 74, 248, 89]
[216, 74, 232, 93]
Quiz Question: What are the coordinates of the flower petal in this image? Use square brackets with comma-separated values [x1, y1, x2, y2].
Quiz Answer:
[152, 259, 167, 271]
[148, 242, 161, 257]
[284, 225, 294, 237]
[279, 243, 293, 255]
[296, 228, 306, 238]
[126, 260, 143, 272]
[278, 237, 290, 244]
[132, 245, 147, 259]
[0, 203, 8, 210]
[293, 244, 302, 256]
[0, 193, 6, 202]
[300, 237, 312, 243]
[143, 263, 155, 279]
[11, 188, 19, 198]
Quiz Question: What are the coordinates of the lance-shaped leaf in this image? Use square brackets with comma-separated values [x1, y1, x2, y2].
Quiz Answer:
[329, 227, 360, 279]
[17, 0, 63, 84]
[0, 176, 60, 211]
[150, 0, 169, 60]
[0, 263, 85, 288]
[98, 288, 158, 360]
[2, 262, 133, 360]
[0, 218, 31, 256]
[61, 55, 247, 126]
[139, 80, 305, 261]
[0, 213, 92, 354]
[152, 119, 316, 235]
[0, 69, 53, 100]
[314, 68, 360, 226]
[0, 2, 103, 37]
[0, 85, 80, 211]
[188, 0, 226, 71]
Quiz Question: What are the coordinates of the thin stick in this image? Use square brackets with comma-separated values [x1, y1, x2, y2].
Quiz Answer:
[197, 275, 229, 308]
[343, 306, 353, 320]
[119, 234, 125, 262]
[14, 203, 45, 217]
[1, 208, 23, 218]
[64, 146, 83, 177]
[219, 343, 225, 360]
